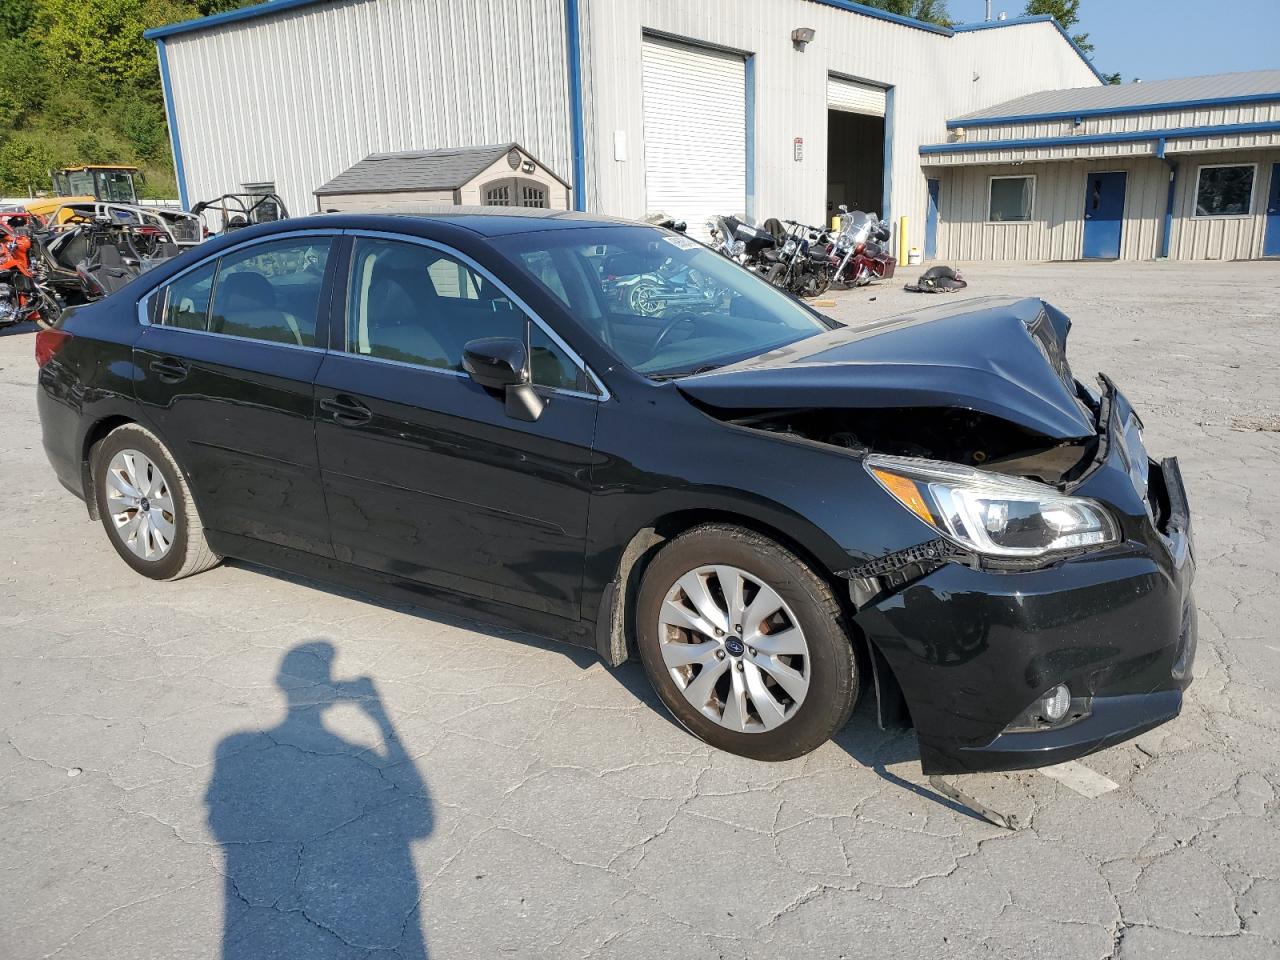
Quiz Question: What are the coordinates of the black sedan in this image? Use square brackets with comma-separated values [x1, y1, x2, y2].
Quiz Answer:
[35, 210, 1196, 773]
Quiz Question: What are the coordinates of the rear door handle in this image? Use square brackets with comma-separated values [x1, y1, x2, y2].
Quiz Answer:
[319, 395, 373, 426]
[149, 357, 189, 383]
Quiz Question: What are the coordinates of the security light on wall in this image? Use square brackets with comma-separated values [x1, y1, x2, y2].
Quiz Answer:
[521, 160, 535, 174]
[792, 27, 815, 50]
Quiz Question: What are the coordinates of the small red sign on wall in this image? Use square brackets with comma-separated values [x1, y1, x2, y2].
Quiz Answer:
[793, 137, 804, 162]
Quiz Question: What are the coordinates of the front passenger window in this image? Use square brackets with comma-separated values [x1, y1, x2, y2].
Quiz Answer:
[209, 238, 331, 346]
[346, 238, 522, 369]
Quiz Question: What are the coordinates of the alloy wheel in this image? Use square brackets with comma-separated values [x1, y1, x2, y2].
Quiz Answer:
[658, 564, 811, 732]
[104, 449, 177, 561]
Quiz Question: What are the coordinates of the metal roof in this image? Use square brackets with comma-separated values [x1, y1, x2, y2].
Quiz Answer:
[953, 69, 1280, 124]
[315, 144, 543, 196]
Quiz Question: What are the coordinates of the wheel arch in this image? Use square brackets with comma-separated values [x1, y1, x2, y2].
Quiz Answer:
[80, 415, 138, 520]
[594, 506, 911, 733]
[596, 508, 860, 657]
[80, 415, 203, 523]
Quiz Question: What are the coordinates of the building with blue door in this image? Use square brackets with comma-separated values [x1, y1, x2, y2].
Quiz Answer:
[919, 70, 1280, 261]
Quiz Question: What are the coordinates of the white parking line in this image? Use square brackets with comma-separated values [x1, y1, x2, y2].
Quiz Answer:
[1039, 761, 1119, 798]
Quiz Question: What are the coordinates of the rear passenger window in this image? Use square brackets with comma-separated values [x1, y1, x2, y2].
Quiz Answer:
[346, 238, 522, 369]
[209, 238, 331, 346]
[162, 261, 216, 330]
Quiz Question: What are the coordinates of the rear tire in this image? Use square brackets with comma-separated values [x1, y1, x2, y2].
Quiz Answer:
[91, 423, 221, 581]
[636, 524, 858, 761]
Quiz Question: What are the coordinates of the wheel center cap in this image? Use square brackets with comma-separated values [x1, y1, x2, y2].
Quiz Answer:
[724, 637, 745, 657]
[139, 498, 150, 513]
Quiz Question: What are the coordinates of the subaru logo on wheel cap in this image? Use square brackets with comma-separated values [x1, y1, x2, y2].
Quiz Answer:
[724, 637, 745, 657]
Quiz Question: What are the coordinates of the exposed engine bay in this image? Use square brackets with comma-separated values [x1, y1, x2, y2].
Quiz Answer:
[725, 404, 1099, 486]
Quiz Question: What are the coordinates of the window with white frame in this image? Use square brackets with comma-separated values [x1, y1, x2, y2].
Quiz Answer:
[988, 175, 1035, 222]
[1195, 164, 1255, 217]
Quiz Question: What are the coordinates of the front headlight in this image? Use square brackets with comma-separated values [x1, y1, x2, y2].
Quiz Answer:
[865, 455, 1119, 559]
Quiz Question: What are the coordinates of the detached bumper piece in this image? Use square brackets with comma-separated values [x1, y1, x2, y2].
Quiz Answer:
[854, 441, 1196, 775]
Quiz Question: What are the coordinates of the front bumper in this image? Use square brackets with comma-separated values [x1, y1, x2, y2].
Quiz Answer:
[853, 389, 1196, 775]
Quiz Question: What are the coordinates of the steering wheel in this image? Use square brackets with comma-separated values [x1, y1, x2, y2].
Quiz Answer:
[651, 313, 697, 356]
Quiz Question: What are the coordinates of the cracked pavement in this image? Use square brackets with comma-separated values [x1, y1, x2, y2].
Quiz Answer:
[2, 260, 1278, 959]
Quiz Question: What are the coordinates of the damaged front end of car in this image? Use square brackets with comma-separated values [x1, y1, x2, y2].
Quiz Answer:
[678, 297, 1197, 773]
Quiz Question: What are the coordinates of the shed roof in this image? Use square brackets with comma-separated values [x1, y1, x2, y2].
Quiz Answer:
[315, 144, 563, 196]
[953, 69, 1280, 124]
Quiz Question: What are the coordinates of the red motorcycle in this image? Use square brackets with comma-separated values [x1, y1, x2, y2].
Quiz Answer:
[0, 222, 61, 330]
[829, 209, 896, 287]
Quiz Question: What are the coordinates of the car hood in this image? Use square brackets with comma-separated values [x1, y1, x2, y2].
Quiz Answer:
[676, 296, 1097, 440]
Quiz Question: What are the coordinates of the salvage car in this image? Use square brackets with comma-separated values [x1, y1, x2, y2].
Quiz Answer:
[34, 210, 1196, 773]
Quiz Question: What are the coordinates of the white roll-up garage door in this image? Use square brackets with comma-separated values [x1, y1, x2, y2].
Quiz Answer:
[827, 76, 887, 117]
[642, 37, 746, 242]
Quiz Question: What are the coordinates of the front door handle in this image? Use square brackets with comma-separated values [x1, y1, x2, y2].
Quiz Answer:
[319, 395, 373, 426]
[149, 357, 189, 383]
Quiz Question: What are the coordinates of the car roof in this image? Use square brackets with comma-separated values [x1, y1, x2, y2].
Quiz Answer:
[307, 205, 640, 237]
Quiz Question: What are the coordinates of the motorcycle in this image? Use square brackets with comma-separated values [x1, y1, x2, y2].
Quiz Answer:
[600, 250, 723, 318]
[765, 220, 833, 298]
[0, 222, 61, 330]
[830, 208, 896, 287]
[706, 215, 777, 267]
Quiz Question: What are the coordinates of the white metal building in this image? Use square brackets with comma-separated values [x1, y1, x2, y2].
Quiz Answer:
[147, 0, 1100, 248]
[922, 70, 1280, 261]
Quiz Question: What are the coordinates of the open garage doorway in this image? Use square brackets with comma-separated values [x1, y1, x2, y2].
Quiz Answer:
[826, 75, 887, 224]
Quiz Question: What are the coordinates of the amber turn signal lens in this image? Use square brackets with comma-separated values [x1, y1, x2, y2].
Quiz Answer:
[870, 468, 934, 526]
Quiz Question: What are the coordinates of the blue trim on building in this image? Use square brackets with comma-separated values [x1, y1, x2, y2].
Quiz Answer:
[808, 0, 951, 36]
[144, 0, 327, 39]
[949, 91, 1280, 129]
[155, 40, 189, 210]
[920, 120, 1280, 156]
[951, 15, 1105, 83]
[881, 86, 895, 222]
[564, 0, 586, 211]
[744, 55, 756, 223]
[1160, 162, 1178, 259]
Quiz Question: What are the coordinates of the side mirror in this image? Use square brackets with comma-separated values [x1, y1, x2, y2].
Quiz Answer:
[462, 337, 545, 422]
[463, 337, 527, 388]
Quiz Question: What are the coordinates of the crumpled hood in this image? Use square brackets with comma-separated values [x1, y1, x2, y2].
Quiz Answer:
[677, 296, 1096, 440]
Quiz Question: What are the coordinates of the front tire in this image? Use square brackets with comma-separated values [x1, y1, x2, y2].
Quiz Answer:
[91, 423, 221, 581]
[636, 524, 858, 761]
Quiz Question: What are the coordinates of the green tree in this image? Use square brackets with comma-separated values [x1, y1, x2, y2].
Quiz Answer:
[1024, 0, 1093, 55]
[37, 0, 191, 88]
[863, 0, 952, 27]
[0, 39, 46, 127]
[0, 137, 55, 196]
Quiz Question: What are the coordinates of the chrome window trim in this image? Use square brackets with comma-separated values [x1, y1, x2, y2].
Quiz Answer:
[136, 229, 343, 340]
[344, 229, 610, 401]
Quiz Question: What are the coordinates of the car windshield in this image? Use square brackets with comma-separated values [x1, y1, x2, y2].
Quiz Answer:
[493, 226, 833, 378]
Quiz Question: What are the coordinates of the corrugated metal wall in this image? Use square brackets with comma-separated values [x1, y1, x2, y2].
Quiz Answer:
[962, 100, 1280, 143]
[925, 149, 1280, 262]
[165, 0, 573, 218]
[939, 158, 1170, 261]
[164, 0, 1100, 246]
[1169, 151, 1278, 260]
[579, 0, 1099, 241]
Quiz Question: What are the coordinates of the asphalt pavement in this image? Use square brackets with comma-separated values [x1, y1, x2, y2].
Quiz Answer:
[2, 259, 1278, 959]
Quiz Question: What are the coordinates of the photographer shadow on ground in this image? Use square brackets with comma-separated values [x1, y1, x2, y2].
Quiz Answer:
[206, 640, 432, 959]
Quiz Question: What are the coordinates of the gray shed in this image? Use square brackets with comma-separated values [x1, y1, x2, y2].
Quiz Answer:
[314, 143, 570, 212]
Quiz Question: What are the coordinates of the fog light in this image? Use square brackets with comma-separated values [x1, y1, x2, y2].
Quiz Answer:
[1039, 684, 1071, 722]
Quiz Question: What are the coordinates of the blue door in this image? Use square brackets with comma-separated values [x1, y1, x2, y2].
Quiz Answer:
[1264, 163, 1280, 257]
[1083, 171, 1127, 259]
[925, 179, 940, 259]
